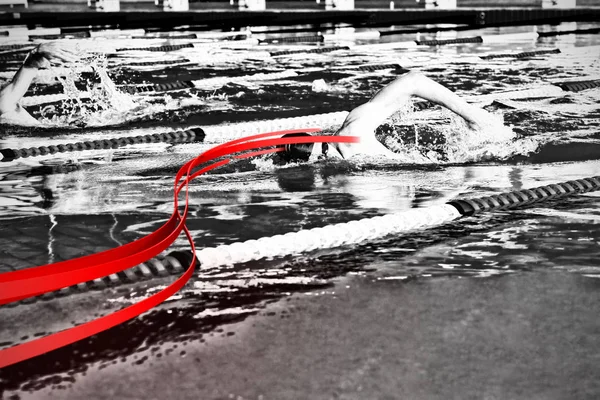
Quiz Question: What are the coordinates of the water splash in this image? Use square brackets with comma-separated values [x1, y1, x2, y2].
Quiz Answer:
[37, 55, 149, 127]
[375, 105, 538, 164]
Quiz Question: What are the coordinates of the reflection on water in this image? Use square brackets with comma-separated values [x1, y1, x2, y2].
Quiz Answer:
[1, 21, 600, 397]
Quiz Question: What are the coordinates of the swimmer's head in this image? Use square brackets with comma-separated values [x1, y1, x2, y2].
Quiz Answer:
[278, 132, 326, 164]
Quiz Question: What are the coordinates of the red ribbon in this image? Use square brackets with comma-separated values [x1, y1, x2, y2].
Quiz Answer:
[0, 129, 358, 368]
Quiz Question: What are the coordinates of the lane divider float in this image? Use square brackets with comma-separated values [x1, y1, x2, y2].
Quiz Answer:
[0, 128, 205, 162]
[556, 79, 600, 92]
[480, 48, 561, 60]
[196, 177, 600, 269]
[416, 36, 483, 46]
[5, 175, 600, 305]
[116, 43, 195, 52]
[4, 252, 193, 307]
[258, 35, 325, 44]
[270, 45, 350, 57]
[114, 58, 191, 68]
[131, 33, 199, 40]
[119, 80, 195, 95]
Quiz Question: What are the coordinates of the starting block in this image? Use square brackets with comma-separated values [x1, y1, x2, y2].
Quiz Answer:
[0, 0, 28, 8]
[317, 0, 355, 10]
[155, 0, 189, 11]
[232, 0, 266, 10]
[541, 0, 576, 7]
[88, 0, 120, 11]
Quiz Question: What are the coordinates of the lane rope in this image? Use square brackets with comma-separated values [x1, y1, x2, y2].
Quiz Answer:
[0, 128, 205, 162]
[480, 48, 561, 60]
[195, 177, 600, 269]
[6, 176, 600, 304]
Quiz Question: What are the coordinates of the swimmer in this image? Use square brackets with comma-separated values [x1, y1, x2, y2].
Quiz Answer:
[333, 71, 494, 158]
[282, 70, 497, 161]
[0, 42, 80, 126]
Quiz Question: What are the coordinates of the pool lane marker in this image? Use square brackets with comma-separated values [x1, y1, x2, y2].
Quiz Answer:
[0, 128, 205, 162]
[116, 43, 195, 52]
[195, 177, 600, 269]
[480, 48, 561, 60]
[556, 79, 600, 92]
[4, 252, 193, 307]
[416, 36, 483, 46]
[120, 80, 196, 94]
[113, 38, 259, 53]
[5, 176, 600, 305]
[270, 45, 351, 57]
[0, 111, 350, 162]
[258, 35, 325, 44]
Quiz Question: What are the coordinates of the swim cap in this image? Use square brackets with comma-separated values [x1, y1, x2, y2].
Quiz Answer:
[280, 132, 315, 163]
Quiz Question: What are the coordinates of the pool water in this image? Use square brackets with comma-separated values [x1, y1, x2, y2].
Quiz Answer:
[1, 21, 600, 399]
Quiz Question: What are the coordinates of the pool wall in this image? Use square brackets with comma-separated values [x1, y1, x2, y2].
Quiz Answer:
[2, 5, 600, 29]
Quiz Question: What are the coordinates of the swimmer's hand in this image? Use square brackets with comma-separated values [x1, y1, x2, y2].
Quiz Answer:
[462, 105, 495, 131]
[24, 42, 80, 69]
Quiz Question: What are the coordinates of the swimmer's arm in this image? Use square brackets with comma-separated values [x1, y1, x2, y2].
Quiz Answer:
[334, 71, 416, 158]
[368, 70, 485, 130]
[335, 71, 488, 158]
[0, 43, 78, 116]
[0, 65, 38, 115]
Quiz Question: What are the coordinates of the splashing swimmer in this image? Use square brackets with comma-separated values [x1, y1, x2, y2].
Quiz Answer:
[0, 42, 80, 127]
[281, 71, 507, 161]
[0, 42, 502, 159]
[330, 70, 501, 159]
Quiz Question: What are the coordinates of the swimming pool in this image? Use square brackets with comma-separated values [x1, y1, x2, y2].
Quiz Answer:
[1, 20, 600, 399]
